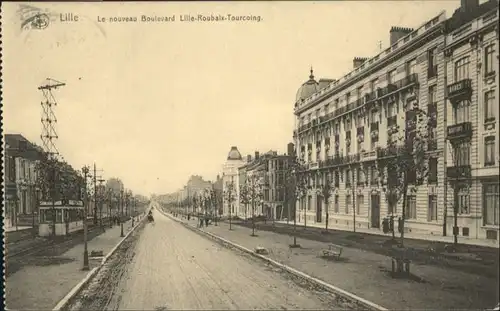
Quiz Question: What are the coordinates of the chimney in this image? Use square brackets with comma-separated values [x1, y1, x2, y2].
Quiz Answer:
[353, 57, 368, 69]
[461, 0, 479, 12]
[255, 151, 260, 160]
[247, 154, 252, 162]
[287, 142, 295, 156]
[390, 27, 414, 46]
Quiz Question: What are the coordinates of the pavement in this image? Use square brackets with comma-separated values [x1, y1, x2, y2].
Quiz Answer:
[173, 215, 499, 310]
[95, 211, 358, 310]
[276, 219, 500, 248]
[5, 219, 138, 310]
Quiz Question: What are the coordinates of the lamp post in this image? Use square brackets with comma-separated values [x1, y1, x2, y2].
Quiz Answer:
[108, 189, 113, 228]
[120, 187, 124, 237]
[81, 165, 90, 271]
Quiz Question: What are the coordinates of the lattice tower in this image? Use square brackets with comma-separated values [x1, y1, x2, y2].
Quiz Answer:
[39, 78, 65, 161]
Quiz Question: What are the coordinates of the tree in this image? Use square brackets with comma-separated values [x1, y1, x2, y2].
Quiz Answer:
[224, 181, 236, 230]
[316, 170, 334, 233]
[285, 155, 308, 247]
[379, 102, 430, 247]
[246, 175, 264, 237]
[239, 181, 250, 221]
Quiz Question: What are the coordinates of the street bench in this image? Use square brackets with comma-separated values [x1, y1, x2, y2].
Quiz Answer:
[321, 244, 343, 260]
[90, 250, 104, 257]
[255, 246, 269, 255]
[391, 255, 411, 277]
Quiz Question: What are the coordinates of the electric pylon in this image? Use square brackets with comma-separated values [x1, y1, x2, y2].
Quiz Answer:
[39, 78, 65, 160]
[39, 78, 65, 237]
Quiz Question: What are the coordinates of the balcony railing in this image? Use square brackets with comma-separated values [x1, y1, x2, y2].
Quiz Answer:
[447, 122, 472, 140]
[447, 79, 472, 99]
[447, 165, 471, 179]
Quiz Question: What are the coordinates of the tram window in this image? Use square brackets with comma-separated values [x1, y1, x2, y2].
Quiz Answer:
[56, 210, 63, 223]
[43, 210, 55, 223]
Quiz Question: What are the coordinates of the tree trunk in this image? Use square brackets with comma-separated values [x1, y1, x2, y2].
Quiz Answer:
[400, 182, 408, 247]
[325, 197, 329, 232]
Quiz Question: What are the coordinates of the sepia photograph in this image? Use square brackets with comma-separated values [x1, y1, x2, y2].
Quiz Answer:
[1, 1, 499, 310]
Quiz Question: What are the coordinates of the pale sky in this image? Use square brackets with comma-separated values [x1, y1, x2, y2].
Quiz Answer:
[3, 1, 461, 196]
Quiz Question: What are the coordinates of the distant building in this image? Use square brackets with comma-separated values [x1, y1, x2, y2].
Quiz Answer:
[222, 146, 246, 217]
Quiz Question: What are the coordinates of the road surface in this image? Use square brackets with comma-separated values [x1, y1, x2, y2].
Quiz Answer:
[108, 211, 345, 310]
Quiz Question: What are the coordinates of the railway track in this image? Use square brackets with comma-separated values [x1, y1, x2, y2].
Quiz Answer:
[6, 223, 107, 260]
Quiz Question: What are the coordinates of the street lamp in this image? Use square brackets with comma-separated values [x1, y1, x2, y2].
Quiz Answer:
[81, 165, 90, 271]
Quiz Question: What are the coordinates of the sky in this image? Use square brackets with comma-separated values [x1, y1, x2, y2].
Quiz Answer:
[3, 1, 462, 196]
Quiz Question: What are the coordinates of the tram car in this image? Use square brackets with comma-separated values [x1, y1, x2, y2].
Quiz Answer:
[38, 200, 85, 237]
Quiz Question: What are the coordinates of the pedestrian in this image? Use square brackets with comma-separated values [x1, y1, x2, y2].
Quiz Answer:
[205, 217, 209, 227]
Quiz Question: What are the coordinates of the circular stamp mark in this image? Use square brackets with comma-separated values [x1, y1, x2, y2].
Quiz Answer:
[23, 13, 50, 30]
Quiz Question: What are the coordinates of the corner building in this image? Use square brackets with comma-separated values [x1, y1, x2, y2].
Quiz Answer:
[293, 0, 499, 241]
[443, 0, 499, 240]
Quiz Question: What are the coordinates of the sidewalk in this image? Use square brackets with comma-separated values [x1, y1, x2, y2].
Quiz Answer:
[172, 214, 498, 310]
[276, 220, 500, 248]
[5, 219, 140, 310]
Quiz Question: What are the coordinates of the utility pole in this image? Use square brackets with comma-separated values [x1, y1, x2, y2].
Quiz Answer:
[120, 187, 124, 237]
[82, 165, 90, 271]
[98, 178, 105, 230]
[39, 78, 64, 238]
[92, 163, 104, 225]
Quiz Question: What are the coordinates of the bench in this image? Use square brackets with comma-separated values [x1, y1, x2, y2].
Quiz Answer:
[391, 255, 411, 277]
[321, 244, 343, 260]
[254, 246, 269, 255]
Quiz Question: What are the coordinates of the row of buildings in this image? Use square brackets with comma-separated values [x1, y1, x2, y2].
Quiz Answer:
[3, 133, 137, 230]
[291, 0, 499, 241]
[167, 0, 499, 243]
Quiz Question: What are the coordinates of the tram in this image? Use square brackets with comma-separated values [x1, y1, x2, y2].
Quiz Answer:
[38, 200, 85, 237]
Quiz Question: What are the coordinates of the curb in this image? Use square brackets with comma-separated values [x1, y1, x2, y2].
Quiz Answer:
[164, 211, 388, 311]
[52, 217, 146, 311]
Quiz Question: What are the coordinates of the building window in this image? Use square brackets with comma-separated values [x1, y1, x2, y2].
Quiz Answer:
[345, 194, 351, 214]
[484, 91, 496, 123]
[428, 157, 438, 183]
[454, 56, 470, 81]
[456, 188, 470, 214]
[483, 183, 499, 226]
[371, 78, 378, 92]
[484, 136, 496, 167]
[370, 166, 378, 185]
[346, 169, 351, 187]
[357, 86, 363, 99]
[429, 85, 437, 104]
[316, 109, 320, 119]
[405, 195, 417, 219]
[307, 195, 312, 211]
[428, 47, 438, 77]
[454, 100, 470, 124]
[357, 195, 364, 215]
[453, 141, 471, 166]
[325, 104, 330, 115]
[388, 69, 397, 84]
[407, 58, 417, 75]
[387, 102, 396, 117]
[484, 44, 495, 76]
[334, 195, 339, 213]
[428, 195, 438, 221]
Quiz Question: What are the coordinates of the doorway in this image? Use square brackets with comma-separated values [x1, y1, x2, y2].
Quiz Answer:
[371, 194, 380, 228]
[316, 197, 322, 223]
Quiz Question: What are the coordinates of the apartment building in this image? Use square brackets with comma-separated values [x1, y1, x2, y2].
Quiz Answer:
[238, 151, 268, 218]
[4, 134, 43, 228]
[292, 0, 499, 241]
[443, 0, 499, 240]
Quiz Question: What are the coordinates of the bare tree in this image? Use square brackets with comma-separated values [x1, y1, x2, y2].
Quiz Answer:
[379, 102, 430, 247]
[247, 175, 264, 237]
[316, 170, 334, 233]
[239, 181, 250, 221]
[224, 181, 236, 230]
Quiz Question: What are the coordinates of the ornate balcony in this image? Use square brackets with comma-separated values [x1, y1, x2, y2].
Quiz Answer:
[447, 79, 472, 100]
[447, 122, 472, 141]
[447, 165, 471, 180]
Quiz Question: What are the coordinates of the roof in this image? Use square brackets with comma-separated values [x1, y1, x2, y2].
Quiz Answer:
[296, 68, 319, 103]
[4, 134, 44, 160]
[227, 146, 243, 161]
